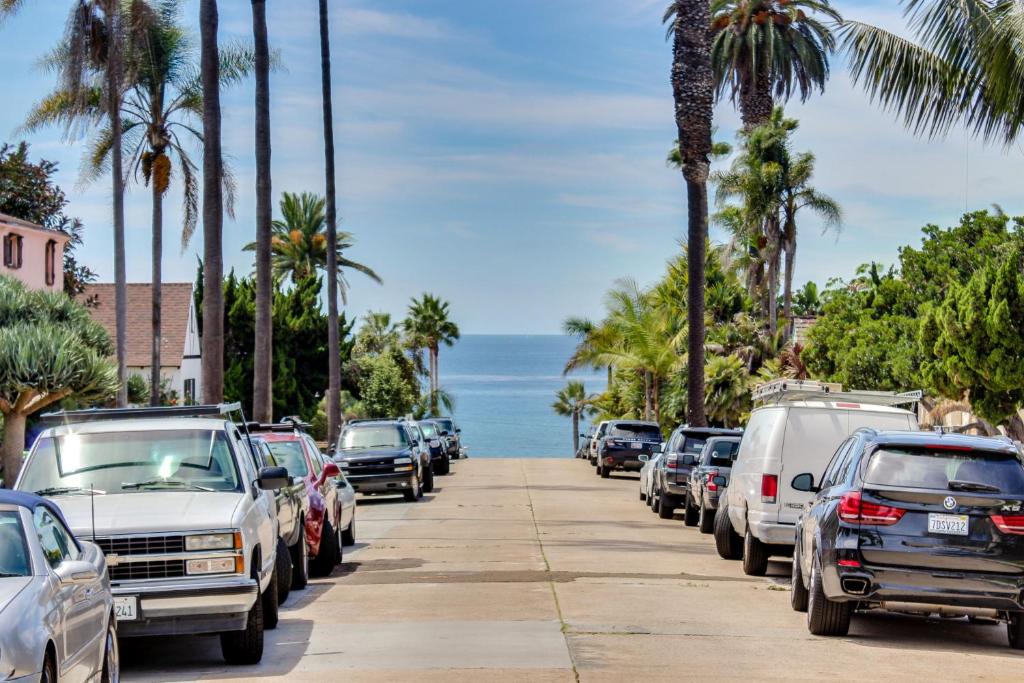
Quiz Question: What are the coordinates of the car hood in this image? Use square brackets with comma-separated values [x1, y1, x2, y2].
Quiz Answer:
[335, 448, 412, 462]
[0, 577, 34, 617]
[52, 491, 244, 537]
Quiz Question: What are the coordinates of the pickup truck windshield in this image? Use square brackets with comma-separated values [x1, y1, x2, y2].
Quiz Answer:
[339, 426, 408, 450]
[0, 511, 30, 577]
[20, 430, 242, 494]
[864, 448, 1024, 494]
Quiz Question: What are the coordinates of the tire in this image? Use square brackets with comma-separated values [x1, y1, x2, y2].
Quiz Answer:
[100, 617, 119, 683]
[310, 520, 337, 578]
[435, 456, 450, 476]
[220, 579, 265, 664]
[640, 489, 646, 501]
[791, 543, 809, 613]
[698, 502, 715, 534]
[1008, 613, 1024, 649]
[714, 502, 743, 560]
[806, 553, 851, 636]
[423, 464, 435, 493]
[658, 493, 676, 519]
[263, 561, 280, 630]
[600, 465, 610, 479]
[290, 531, 309, 591]
[275, 537, 292, 604]
[651, 491, 660, 514]
[40, 652, 56, 683]
[342, 515, 356, 546]
[683, 494, 699, 527]
[742, 528, 769, 576]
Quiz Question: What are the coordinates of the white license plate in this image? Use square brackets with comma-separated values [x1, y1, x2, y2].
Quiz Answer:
[631, 442, 642, 449]
[114, 596, 138, 621]
[928, 513, 969, 536]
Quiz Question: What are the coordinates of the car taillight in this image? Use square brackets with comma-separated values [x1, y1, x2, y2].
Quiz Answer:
[760, 474, 778, 503]
[666, 454, 678, 470]
[706, 470, 719, 492]
[606, 439, 620, 448]
[838, 491, 904, 526]
[992, 515, 1024, 535]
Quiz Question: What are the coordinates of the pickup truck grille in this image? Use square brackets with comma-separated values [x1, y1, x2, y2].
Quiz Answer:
[96, 534, 185, 556]
[109, 560, 186, 581]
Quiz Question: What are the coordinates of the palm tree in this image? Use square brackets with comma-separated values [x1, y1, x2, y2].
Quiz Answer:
[665, 0, 714, 427]
[318, 0, 342, 446]
[251, 0, 272, 422]
[552, 380, 598, 454]
[25, 2, 248, 407]
[243, 192, 382, 296]
[709, 0, 841, 128]
[842, 0, 1024, 145]
[1, 0, 131, 405]
[199, 0, 224, 403]
[405, 294, 460, 411]
[355, 311, 401, 355]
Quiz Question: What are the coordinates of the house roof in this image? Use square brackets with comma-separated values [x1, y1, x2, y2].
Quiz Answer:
[0, 212, 71, 241]
[79, 283, 195, 367]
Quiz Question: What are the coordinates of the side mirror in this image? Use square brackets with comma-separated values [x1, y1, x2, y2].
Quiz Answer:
[322, 462, 341, 479]
[712, 475, 727, 487]
[681, 454, 697, 467]
[55, 560, 99, 586]
[455, 428, 461, 433]
[638, 454, 649, 463]
[258, 465, 289, 490]
[791, 472, 819, 493]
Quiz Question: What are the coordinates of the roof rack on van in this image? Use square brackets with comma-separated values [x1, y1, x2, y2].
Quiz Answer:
[751, 380, 922, 407]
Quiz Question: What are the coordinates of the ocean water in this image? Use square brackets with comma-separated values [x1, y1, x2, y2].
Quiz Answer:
[441, 335, 607, 458]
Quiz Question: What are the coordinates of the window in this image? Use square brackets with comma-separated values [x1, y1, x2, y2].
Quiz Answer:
[266, 440, 310, 477]
[609, 424, 662, 439]
[864, 447, 1024, 493]
[338, 425, 409, 450]
[33, 507, 79, 569]
[820, 439, 853, 489]
[0, 511, 31, 577]
[184, 378, 196, 405]
[44, 239, 57, 286]
[2, 233, 22, 269]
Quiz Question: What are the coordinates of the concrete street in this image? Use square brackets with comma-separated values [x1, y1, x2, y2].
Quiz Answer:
[123, 459, 1022, 681]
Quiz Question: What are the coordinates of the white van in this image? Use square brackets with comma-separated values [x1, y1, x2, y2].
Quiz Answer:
[723, 380, 919, 576]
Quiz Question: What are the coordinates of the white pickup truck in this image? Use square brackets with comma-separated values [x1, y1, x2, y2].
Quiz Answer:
[15, 403, 288, 665]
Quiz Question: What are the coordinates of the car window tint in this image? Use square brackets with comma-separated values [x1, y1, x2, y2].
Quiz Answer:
[864, 448, 1024, 493]
[0, 511, 31, 576]
[820, 439, 852, 488]
[682, 437, 707, 454]
[610, 424, 661, 438]
[33, 507, 79, 568]
[708, 440, 739, 467]
[266, 441, 310, 477]
[834, 440, 862, 485]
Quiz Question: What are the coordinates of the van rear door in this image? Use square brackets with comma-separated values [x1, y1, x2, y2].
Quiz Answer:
[778, 408, 848, 524]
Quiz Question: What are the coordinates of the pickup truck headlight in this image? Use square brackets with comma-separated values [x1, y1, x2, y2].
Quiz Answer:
[185, 532, 239, 551]
[186, 557, 239, 575]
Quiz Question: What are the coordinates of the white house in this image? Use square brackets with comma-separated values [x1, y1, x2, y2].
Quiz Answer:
[80, 283, 202, 404]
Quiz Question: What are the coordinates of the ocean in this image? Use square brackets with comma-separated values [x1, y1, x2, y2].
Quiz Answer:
[440, 335, 607, 458]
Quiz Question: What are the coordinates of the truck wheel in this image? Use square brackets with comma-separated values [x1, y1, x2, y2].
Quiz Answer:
[806, 554, 851, 636]
[310, 520, 337, 578]
[1008, 613, 1024, 649]
[220, 581, 265, 664]
[403, 475, 421, 502]
[423, 465, 435, 493]
[714, 502, 743, 560]
[290, 533, 309, 590]
[658, 494, 675, 519]
[100, 615, 119, 683]
[698, 502, 715, 534]
[639, 485, 647, 502]
[683, 495, 699, 527]
[791, 544, 809, 612]
[263, 561, 279, 630]
[742, 528, 769, 576]
[275, 537, 292, 604]
[342, 516, 356, 546]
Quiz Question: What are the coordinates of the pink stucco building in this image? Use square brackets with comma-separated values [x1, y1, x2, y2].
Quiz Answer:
[0, 212, 70, 292]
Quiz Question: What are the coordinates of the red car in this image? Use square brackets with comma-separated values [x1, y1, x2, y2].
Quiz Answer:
[254, 424, 346, 586]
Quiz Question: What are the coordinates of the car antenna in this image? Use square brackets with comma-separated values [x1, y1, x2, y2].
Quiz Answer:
[90, 482, 97, 543]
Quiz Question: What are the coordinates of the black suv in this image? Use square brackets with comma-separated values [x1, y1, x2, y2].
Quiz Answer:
[431, 416, 462, 459]
[334, 420, 430, 501]
[411, 419, 451, 476]
[595, 420, 663, 478]
[791, 429, 1024, 648]
[652, 426, 742, 520]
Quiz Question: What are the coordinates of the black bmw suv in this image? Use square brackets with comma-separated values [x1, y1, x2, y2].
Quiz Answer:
[790, 428, 1024, 648]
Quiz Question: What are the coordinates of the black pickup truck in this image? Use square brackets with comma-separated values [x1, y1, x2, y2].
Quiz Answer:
[595, 420, 663, 478]
[333, 420, 429, 502]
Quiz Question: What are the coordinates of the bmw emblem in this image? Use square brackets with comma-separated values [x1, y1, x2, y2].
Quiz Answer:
[943, 496, 957, 511]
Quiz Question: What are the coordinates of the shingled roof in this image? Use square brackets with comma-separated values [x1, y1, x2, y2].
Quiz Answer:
[79, 283, 195, 367]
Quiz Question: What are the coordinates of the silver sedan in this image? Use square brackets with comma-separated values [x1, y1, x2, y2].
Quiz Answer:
[0, 493, 117, 683]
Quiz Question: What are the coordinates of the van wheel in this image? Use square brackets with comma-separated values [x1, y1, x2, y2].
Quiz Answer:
[220, 581, 265, 664]
[807, 553, 851, 636]
[658, 494, 675, 519]
[1008, 613, 1024, 649]
[310, 520, 337, 578]
[683, 495, 699, 527]
[742, 528, 769, 576]
[275, 537, 292, 604]
[714, 503, 742, 560]
[290, 532, 308, 590]
[791, 544, 809, 612]
[698, 503, 715, 534]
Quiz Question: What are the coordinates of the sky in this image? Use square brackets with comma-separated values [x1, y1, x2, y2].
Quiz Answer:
[0, 1, 1020, 334]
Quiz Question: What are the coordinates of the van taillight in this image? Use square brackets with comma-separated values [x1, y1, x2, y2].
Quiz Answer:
[707, 470, 719, 492]
[761, 474, 778, 503]
[991, 515, 1024, 535]
[838, 492, 904, 526]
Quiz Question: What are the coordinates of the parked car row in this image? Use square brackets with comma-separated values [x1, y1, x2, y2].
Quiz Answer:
[613, 379, 1024, 650]
[1, 404, 465, 679]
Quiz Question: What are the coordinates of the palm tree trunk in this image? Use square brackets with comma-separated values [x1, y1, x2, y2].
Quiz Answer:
[765, 214, 782, 335]
[252, 0, 273, 423]
[643, 371, 652, 421]
[150, 178, 163, 406]
[739, 58, 774, 129]
[670, 0, 712, 429]
[319, 0, 342, 445]
[572, 411, 579, 455]
[1, 411, 26, 486]
[200, 0, 224, 404]
[782, 229, 796, 338]
[105, 0, 127, 407]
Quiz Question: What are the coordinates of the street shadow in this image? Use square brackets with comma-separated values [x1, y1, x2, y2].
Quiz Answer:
[356, 492, 438, 506]
[845, 610, 1023, 658]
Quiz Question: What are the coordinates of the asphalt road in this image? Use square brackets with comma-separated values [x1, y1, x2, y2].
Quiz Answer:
[122, 458, 1022, 681]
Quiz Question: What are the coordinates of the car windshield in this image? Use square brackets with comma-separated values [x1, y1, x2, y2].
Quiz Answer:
[705, 440, 739, 467]
[419, 422, 438, 438]
[20, 429, 242, 494]
[610, 424, 661, 439]
[0, 511, 30, 577]
[266, 440, 310, 477]
[864, 447, 1024, 494]
[339, 426, 408, 450]
[435, 419, 455, 434]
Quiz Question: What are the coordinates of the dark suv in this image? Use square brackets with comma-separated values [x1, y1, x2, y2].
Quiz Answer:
[595, 420, 663, 478]
[652, 426, 742, 520]
[685, 435, 741, 532]
[412, 419, 451, 475]
[791, 429, 1024, 648]
[334, 420, 430, 501]
[432, 416, 462, 459]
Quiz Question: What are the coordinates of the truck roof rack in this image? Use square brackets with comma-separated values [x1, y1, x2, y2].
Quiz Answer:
[250, 421, 311, 433]
[40, 402, 246, 424]
[751, 379, 922, 407]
